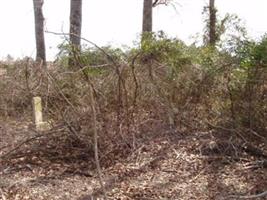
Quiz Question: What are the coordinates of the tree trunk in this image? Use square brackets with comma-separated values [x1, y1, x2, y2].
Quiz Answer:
[33, 0, 46, 64]
[69, 0, 82, 67]
[209, 0, 217, 46]
[142, 0, 153, 33]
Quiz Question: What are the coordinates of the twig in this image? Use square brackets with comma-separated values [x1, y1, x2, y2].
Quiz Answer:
[152, 0, 168, 7]
[227, 190, 267, 199]
[60, 64, 111, 75]
[243, 160, 267, 170]
[0, 145, 9, 152]
[205, 120, 247, 142]
[0, 134, 45, 160]
[89, 76, 107, 200]
[0, 129, 63, 160]
[247, 128, 266, 141]
[45, 31, 130, 140]
[0, 187, 7, 200]
[45, 31, 118, 68]
[45, 70, 78, 114]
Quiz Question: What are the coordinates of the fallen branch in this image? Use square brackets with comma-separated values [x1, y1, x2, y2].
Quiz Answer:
[88, 70, 107, 200]
[227, 190, 267, 199]
[0, 128, 64, 160]
[243, 159, 267, 170]
[0, 187, 7, 200]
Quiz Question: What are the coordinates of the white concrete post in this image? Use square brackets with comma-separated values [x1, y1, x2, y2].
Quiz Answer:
[33, 96, 43, 126]
[32, 96, 50, 131]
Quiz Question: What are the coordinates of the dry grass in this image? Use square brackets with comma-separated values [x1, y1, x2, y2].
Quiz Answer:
[0, 46, 266, 199]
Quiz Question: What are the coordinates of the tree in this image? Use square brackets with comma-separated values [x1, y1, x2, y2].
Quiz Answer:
[69, 0, 82, 67]
[142, 0, 153, 33]
[203, 0, 246, 48]
[209, 0, 217, 46]
[142, 0, 169, 34]
[33, 0, 46, 64]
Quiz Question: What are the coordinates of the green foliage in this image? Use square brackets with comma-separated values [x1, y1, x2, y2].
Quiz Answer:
[81, 46, 124, 66]
[140, 32, 192, 70]
[192, 46, 221, 68]
[235, 35, 267, 69]
[49, 32, 267, 137]
[225, 36, 267, 133]
[251, 35, 267, 67]
[56, 42, 125, 76]
[202, 2, 247, 49]
[79, 46, 124, 76]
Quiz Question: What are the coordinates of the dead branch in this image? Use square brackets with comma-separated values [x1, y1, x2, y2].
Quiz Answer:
[0, 188, 7, 200]
[45, 30, 131, 143]
[227, 190, 267, 199]
[152, 0, 168, 7]
[0, 128, 64, 160]
[45, 30, 108, 199]
[89, 77, 107, 200]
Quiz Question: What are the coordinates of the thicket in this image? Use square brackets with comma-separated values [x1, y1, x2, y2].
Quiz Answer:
[0, 33, 266, 166]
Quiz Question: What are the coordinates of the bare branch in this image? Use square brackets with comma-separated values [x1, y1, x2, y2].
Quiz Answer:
[153, 0, 168, 7]
[227, 190, 267, 199]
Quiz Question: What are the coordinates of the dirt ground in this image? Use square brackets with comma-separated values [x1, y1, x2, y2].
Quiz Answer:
[0, 119, 266, 200]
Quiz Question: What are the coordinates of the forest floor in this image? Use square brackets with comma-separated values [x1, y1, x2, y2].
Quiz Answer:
[0, 118, 266, 200]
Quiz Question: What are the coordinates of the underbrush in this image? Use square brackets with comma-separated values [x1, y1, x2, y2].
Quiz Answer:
[0, 34, 266, 169]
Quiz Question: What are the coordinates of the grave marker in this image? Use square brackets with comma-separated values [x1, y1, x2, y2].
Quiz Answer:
[32, 96, 50, 131]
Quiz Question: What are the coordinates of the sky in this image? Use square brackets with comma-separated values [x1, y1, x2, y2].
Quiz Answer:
[0, 0, 266, 60]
